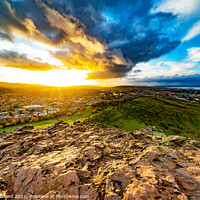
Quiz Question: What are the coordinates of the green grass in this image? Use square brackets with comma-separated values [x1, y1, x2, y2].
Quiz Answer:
[0, 116, 76, 132]
[1, 97, 200, 141]
[85, 97, 200, 140]
[0, 106, 93, 132]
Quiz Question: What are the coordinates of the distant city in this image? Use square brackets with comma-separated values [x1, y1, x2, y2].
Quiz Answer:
[1, 83, 200, 129]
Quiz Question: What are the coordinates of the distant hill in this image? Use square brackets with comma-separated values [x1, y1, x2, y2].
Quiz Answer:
[0, 82, 102, 89]
[0, 82, 103, 97]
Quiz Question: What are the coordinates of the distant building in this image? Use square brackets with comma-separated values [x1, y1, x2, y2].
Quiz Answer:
[0, 112, 8, 116]
[24, 105, 43, 111]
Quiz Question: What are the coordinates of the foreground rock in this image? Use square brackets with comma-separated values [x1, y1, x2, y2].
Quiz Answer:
[0, 121, 200, 199]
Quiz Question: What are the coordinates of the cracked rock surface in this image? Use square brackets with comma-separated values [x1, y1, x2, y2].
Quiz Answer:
[0, 121, 200, 199]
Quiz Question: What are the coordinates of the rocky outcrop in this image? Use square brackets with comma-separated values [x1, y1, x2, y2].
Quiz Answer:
[0, 121, 200, 199]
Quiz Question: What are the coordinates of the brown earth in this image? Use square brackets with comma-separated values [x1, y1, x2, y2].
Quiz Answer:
[0, 121, 200, 200]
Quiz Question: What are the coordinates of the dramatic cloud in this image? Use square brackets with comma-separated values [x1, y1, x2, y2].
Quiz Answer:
[0, 0, 28, 37]
[137, 74, 200, 87]
[0, 0, 181, 79]
[0, 50, 56, 70]
[0, 1, 49, 43]
[0, 35, 62, 67]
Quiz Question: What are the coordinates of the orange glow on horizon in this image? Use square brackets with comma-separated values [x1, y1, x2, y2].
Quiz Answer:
[0, 67, 96, 87]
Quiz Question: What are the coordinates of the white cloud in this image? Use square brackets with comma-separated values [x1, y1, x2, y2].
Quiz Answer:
[182, 21, 200, 42]
[164, 62, 195, 75]
[0, 34, 62, 66]
[122, 45, 200, 85]
[128, 61, 196, 80]
[153, 0, 200, 16]
[187, 47, 200, 62]
[128, 62, 167, 78]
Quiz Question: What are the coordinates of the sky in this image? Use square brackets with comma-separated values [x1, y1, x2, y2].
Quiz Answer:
[0, 0, 200, 87]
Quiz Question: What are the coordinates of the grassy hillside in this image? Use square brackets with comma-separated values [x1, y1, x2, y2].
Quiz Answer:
[1, 97, 200, 140]
[85, 97, 200, 140]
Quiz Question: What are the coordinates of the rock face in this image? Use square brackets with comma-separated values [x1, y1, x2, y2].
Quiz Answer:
[0, 121, 200, 199]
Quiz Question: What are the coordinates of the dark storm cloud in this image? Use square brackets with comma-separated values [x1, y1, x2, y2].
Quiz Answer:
[137, 74, 200, 87]
[0, 0, 28, 40]
[0, 0, 181, 79]
[87, 64, 133, 79]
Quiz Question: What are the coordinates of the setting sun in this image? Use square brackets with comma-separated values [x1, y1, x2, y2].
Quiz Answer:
[0, 67, 95, 86]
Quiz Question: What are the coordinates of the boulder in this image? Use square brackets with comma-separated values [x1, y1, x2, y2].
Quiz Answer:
[123, 179, 160, 199]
